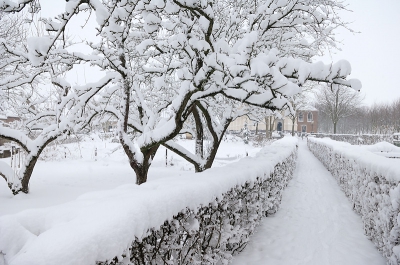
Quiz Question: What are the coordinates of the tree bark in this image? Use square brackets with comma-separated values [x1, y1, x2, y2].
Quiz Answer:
[291, 117, 295, 136]
[192, 107, 204, 159]
[122, 143, 159, 185]
[202, 121, 231, 171]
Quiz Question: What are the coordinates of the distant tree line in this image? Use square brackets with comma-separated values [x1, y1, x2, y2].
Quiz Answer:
[316, 98, 400, 134]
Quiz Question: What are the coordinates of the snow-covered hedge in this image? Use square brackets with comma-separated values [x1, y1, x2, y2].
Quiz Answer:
[0, 137, 298, 265]
[312, 133, 393, 145]
[307, 138, 400, 264]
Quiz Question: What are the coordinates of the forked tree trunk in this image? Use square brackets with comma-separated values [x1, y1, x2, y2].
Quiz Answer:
[200, 120, 231, 172]
[1, 135, 59, 195]
[122, 143, 159, 185]
[164, 113, 231, 173]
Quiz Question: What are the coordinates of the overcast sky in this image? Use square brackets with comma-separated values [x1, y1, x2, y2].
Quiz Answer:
[39, 0, 400, 106]
[315, 0, 400, 106]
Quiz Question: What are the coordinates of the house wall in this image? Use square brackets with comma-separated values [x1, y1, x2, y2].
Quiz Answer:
[228, 115, 297, 133]
[228, 116, 267, 132]
[297, 110, 318, 133]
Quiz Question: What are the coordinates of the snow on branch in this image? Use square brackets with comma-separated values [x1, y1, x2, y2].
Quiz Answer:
[0, 0, 38, 13]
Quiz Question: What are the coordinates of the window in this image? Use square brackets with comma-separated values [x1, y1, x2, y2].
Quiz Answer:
[307, 112, 313, 122]
[301, 125, 307, 132]
[298, 112, 304, 122]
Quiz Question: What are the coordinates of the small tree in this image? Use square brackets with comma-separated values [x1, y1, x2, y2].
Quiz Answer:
[163, 98, 244, 172]
[314, 84, 363, 134]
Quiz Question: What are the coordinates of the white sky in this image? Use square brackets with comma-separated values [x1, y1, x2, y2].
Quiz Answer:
[315, 0, 400, 106]
[38, 0, 400, 106]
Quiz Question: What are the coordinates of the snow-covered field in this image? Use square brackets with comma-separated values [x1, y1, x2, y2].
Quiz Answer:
[0, 134, 262, 216]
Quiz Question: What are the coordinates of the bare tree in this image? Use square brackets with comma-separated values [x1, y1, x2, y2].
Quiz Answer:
[314, 85, 363, 134]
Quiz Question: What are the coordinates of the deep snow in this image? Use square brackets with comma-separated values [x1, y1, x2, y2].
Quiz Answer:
[0, 136, 387, 264]
[0, 137, 295, 265]
[0, 135, 261, 216]
[231, 139, 386, 265]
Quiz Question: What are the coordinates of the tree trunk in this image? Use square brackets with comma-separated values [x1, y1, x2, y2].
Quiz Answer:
[193, 107, 204, 159]
[131, 162, 150, 185]
[333, 122, 337, 134]
[202, 122, 231, 171]
[291, 117, 295, 136]
[269, 117, 275, 138]
[17, 155, 39, 194]
[265, 117, 269, 139]
[4, 135, 59, 195]
[123, 144, 159, 185]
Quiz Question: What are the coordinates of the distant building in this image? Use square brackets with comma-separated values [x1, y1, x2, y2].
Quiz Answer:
[0, 114, 21, 158]
[297, 106, 318, 133]
[0, 114, 20, 124]
[228, 114, 297, 134]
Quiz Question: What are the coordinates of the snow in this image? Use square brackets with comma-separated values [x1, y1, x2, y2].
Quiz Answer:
[0, 135, 261, 215]
[27, 37, 54, 66]
[231, 140, 386, 265]
[308, 137, 400, 264]
[0, 136, 295, 265]
[311, 137, 400, 182]
[298, 105, 318, 111]
[362, 142, 400, 158]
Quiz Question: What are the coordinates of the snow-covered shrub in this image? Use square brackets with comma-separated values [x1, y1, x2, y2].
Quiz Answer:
[113, 154, 296, 265]
[313, 133, 393, 145]
[308, 138, 400, 264]
[0, 137, 298, 265]
[252, 134, 275, 147]
[40, 144, 81, 161]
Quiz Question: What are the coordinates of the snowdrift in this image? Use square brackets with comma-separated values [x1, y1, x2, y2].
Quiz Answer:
[312, 133, 393, 145]
[308, 137, 400, 265]
[0, 137, 298, 265]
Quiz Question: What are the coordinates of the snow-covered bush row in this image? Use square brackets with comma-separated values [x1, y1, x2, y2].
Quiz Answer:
[0, 137, 298, 265]
[307, 138, 400, 264]
[313, 133, 393, 145]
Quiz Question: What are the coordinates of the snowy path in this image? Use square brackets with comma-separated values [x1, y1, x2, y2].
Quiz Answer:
[231, 140, 386, 265]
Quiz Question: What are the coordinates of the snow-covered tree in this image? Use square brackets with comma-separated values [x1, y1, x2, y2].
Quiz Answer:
[1, 0, 361, 186]
[164, 97, 248, 172]
[286, 83, 316, 135]
[0, 1, 118, 194]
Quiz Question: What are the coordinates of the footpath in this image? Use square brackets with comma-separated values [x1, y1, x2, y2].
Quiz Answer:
[231, 140, 386, 265]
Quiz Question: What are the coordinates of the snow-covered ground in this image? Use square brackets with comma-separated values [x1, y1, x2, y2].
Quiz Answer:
[231, 139, 386, 265]
[0, 134, 262, 216]
[0, 136, 388, 264]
